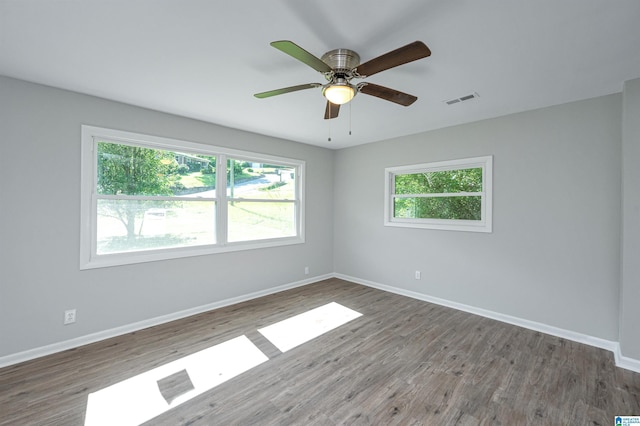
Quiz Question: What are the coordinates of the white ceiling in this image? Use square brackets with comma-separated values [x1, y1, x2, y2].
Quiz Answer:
[1, 0, 639, 149]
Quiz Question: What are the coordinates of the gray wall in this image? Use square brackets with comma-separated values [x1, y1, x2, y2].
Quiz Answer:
[334, 94, 622, 341]
[0, 74, 633, 363]
[0, 76, 334, 358]
[621, 78, 640, 359]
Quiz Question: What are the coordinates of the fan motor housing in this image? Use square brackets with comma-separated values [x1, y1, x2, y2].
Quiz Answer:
[321, 49, 360, 73]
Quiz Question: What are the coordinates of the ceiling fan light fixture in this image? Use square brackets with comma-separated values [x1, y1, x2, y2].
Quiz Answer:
[323, 81, 356, 105]
[256, 40, 431, 119]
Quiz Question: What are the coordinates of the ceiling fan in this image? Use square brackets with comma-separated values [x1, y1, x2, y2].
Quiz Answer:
[254, 40, 431, 119]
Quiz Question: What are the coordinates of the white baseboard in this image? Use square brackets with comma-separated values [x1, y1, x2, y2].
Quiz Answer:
[3, 272, 639, 374]
[614, 346, 640, 373]
[335, 273, 640, 373]
[0, 274, 332, 369]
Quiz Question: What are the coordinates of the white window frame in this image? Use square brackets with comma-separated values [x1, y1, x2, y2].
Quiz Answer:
[384, 156, 493, 233]
[80, 125, 305, 269]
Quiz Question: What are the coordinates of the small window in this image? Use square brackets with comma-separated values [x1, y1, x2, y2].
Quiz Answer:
[384, 156, 492, 232]
[80, 126, 305, 269]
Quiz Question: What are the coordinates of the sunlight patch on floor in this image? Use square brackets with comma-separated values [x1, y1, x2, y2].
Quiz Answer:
[84, 302, 363, 425]
[84, 335, 268, 426]
[258, 302, 363, 352]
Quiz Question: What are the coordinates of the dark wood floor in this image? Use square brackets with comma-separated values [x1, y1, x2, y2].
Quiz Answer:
[1, 278, 639, 425]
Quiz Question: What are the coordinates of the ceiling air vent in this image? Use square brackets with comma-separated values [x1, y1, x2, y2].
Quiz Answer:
[444, 92, 479, 105]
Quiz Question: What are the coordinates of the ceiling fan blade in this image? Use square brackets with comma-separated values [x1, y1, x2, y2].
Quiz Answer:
[254, 83, 321, 99]
[359, 83, 418, 106]
[270, 40, 332, 73]
[356, 41, 431, 77]
[324, 101, 340, 119]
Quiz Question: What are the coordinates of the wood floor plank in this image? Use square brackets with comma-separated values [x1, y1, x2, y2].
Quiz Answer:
[1, 278, 638, 425]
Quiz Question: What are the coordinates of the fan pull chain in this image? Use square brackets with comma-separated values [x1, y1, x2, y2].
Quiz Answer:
[328, 118, 332, 142]
[349, 101, 352, 136]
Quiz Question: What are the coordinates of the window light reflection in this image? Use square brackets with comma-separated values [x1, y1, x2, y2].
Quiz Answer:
[83, 302, 363, 425]
[84, 335, 268, 426]
[258, 302, 363, 352]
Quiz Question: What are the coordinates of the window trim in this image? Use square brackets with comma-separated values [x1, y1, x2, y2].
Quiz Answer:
[80, 125, 305, 269]
[384, 155, 493, 233]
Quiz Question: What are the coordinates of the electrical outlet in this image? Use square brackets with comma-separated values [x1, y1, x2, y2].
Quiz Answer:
[304, 266, 309, 275]
[415, 271, 421, 280]
[64, 309, 76, 325]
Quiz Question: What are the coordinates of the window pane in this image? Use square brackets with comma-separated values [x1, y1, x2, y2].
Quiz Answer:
[97, 199, 215, 254]
[97, 141, 216, 196]
[227, 159, 296, 200]
[395, 168, 482, 195]
[227, 201, 295, 242]
[394, 196, 482, 220]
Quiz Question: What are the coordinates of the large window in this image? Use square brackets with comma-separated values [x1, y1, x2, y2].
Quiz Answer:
[384, 156, 492, 232]
[81, 126, 304, 269]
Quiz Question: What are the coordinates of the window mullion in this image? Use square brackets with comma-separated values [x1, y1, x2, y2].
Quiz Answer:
[96, 194, 216, 202]
[225, 198, 295, 203]
[393, 192, 483, 199]
[217, 154, 228, 245]
[215, 154, 227, 246]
